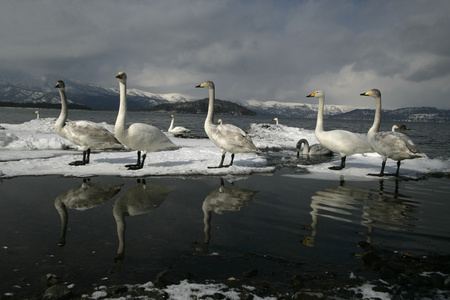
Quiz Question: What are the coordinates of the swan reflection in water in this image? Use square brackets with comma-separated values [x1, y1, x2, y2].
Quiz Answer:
[202, 178, 258, 244]
[302, 178, 417, 247]
[54, 179, 122, 247]
[113, 179, 175, 262]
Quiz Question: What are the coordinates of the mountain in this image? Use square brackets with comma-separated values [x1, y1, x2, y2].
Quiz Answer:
[242, 99, 355, 118]
[0, 72, 194, 110]
[330, 107, 450, 123]
[1, 72, 449, 122]
[150, 98, 256, 116]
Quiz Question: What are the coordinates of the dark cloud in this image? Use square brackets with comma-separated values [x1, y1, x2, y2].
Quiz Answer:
[1, 0, 449, 109]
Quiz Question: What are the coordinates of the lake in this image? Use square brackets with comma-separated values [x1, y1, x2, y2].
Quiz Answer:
[1, 107, 450, 298]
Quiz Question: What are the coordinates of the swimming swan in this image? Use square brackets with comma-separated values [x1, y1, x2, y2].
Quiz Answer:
[392, 124, 410, 133]
[273, 117, 279, 125]
[306, 90, 373, 170]
[296, 139, 333, 157]
[195, 81, 260, 168]
[55, 80, 123, 165]
[34, 110, 39, 119]
[361, 89, 426, 176]
[115, 72, 178, 170]
[168, 115, 190, 133]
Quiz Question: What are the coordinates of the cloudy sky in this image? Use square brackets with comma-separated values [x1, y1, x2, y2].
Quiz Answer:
[1, 0, 449, 109]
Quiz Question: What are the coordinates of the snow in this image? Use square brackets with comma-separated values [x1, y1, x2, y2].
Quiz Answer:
[1, 118, 449, 179]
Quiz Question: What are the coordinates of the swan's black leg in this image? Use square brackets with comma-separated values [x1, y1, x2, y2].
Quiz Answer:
[223, 153, 235, 167]
[395, 161, 401, 177]
[368, 160, 386, 177]
[208, 154, 227, 168]
[69, 148, 90, 166]
[329, 156, 346, 170]
[126, 151, 145, 170]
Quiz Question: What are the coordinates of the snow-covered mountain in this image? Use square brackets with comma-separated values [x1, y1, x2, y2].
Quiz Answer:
[242, 99, 356, 118]
[1, 72, 449, 122]
[0, 72, 195, 110]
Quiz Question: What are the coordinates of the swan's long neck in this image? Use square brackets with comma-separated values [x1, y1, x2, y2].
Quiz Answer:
[55, 89, 68, 131]
[315, 97, 325, 134]
[303, 140, 310, 155]
[169, 118, 174, 131]
[115, 80, 127, 134]
[368, 95, 382, 137]
[205, 87, 215, 126]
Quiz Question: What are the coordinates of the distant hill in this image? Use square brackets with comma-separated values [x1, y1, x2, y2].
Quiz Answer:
[1, 72, 449, 122]
[150, 98, 257, 116]
[330, 107, 450, 123]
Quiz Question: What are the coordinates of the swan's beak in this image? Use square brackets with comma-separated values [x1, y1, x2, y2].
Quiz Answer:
[306, 92, 315, 97]
[360, 91, 371, 96]
[195, 84, 203, 88]
[115, 74, 122, 79]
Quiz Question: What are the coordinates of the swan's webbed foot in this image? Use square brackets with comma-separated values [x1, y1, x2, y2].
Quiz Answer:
[207, 164, 230, 169]
[69, 160, 88, 166]
[328, 166, 343, 170]
[125, 152, 145, 170]
[69, 149, 90, 166]
[367, 173, 385, 177]
[125, 164, 143, 170]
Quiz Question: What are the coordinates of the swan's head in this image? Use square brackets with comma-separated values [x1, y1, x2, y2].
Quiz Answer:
[115, 72, 127, 83]
[273, 118, 278, 121]
[195, 81, 214, 89]
[306, 90, 324, 98]
[217, 119, 222, 124]
[55, 80, 65, 90]
[170, 115, 174, 118]
[360, 89, 381, 98]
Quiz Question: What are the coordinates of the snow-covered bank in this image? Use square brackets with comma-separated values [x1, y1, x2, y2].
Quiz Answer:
[1, 118, 449, 179]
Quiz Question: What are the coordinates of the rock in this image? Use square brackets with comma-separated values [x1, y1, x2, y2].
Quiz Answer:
[43, 284, 71, 300]
[243, 269, 259, 278]
[292, 291, 324, 299]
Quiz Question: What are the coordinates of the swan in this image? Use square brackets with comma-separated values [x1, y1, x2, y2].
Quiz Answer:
[202, 178, 257, 244]
[115, 72, 178, 170]
[55, 80, 123, 165]
[360, 89, 426, 176]
[306, 90, 373, 170]
[392, 124, 410, 133]
[34, 110, 39, 119]
[217, 119, 223, 125]
[113, 179, 174, 261]
[195, 81, 260, 168]
[55, 179, 122, 247]
[273, 117, 279, 125]
[296, 139, 333, 157]
[168, 115, 190, 133]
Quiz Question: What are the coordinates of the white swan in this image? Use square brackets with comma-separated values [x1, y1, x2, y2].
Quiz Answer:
[296, 138, 333, 157]
[115, 72, 178, 170]
[168, 115, 190, 133]
[217, 119, 223, 125]
[55, 80, 123, 165]
[361, 89, 426, 176]
[196, 81, 260, 168]
[307, 90, 373, 170]
[273, 117, 279, 125]
[34, 110, 39, 119]
[392, 124, 410, 133]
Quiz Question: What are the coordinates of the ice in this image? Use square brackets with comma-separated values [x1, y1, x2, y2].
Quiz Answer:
[1, 118, 449, 179]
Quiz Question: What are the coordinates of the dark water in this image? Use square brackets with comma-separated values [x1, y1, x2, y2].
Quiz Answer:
[1, 107, 450, 297]
[1, 171, 450, 297]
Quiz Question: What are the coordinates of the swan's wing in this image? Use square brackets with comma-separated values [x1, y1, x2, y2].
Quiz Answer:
[62, 121, 122, 149]
[372, 132, 424, 157]
[207, 124, 258, 153]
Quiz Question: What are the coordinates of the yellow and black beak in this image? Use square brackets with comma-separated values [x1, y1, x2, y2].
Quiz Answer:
[306, 92, 316, 98]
